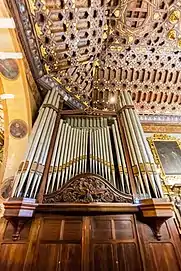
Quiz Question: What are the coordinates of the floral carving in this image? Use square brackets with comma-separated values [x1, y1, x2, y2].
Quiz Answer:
[43, 174, 132, 203]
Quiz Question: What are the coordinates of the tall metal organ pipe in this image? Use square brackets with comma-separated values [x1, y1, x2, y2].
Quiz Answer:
[119, 92, 163, 198]
[13, 106, 138, 198]
[12, 89, 60, 198]
[125, 92, 163, 197]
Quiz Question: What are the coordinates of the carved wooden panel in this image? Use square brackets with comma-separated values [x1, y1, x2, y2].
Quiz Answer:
[43, 173, 132, 203]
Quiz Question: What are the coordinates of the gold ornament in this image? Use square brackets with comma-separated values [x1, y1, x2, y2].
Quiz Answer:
[169, 10, 180, 24]
[167, 29, 176, 40]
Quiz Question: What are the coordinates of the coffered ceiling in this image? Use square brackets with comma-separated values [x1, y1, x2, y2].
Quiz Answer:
[8, 0, 181, 115]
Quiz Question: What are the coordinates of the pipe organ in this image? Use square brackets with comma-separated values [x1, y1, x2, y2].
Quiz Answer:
[1, 90, 181, 271]
[13, 114, 131, 198]
[46, 116, 130, 194]
[12, 91, 162, 201]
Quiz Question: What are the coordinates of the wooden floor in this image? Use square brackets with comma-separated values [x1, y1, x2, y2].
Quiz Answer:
[0, 214, 181, 271]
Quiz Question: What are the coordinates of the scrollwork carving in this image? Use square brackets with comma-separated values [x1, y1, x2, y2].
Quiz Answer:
[43, 174, 132, 204]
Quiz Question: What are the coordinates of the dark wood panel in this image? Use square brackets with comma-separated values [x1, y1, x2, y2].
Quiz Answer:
[39, 218, 62, 240]
[91, 244, 115, 271]
[91, 218, 112, 240]
[149, 243, 180, 271]
[136, 218, 181, 271]
[36, 244, 59, 271]
[1, 214, 181, 271]
[90, 215, 142, 271]
[117, 243, 142, 271]
[91, 215, 135, 241]
[0, 243, 27, 270]
[60, 244, 81, 271]
[114, 219, 134, 240]
[62, 219, 82, 241]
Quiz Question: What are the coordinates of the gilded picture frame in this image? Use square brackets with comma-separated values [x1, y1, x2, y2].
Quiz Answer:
[147, 134, 181, 186]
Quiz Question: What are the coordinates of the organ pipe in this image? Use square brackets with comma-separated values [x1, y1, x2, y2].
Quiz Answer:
[13, 89, 60, 198]
[125, 92, 163, 197]
[13, 111, 146, 198]
[119, 98, 143, 195]
[112, 124, 125, 192]
[119, 92, 163, 198]
[113, 119, 130, 194]
[121, 92, 151, 197]
[122, 92, 158, 196]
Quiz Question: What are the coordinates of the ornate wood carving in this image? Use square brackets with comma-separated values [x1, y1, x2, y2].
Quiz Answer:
[43, 174, 132, 204]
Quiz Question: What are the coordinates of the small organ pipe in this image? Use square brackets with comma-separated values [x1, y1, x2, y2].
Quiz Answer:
[106, 126, 116, 187]
[93, 119, 98, 173]
[56, 123, 68, 189]
[65, 127, 74, 182]
[79, 128, 84, 174]
[84, 130, 88, 172]
[101, 128, 108, 180]
[46, 122, 65, 193]
[68, 128, 76, 179]
[96, 129, 101, 175]
[103, 127, 111, 181]
[112, 124, 125, 192]
[72, 128, 79, 177]
[98, 128, 104, 177]
[89, 117, 93, 172]
[75, 129, 81, 175]
[61, 125, 71, 186]
[114, 119, 130, 194]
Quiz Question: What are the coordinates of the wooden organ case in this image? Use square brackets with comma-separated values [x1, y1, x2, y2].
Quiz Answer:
[1, 93, 181, 271]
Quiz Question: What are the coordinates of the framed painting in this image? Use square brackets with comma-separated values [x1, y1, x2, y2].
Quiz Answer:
[147, 134, 181, 185]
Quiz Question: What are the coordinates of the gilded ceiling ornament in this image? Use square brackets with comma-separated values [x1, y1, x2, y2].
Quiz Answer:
[178, 38, 181, 48]
[169, 10, 180, 24]
[167, 29, 177, 40]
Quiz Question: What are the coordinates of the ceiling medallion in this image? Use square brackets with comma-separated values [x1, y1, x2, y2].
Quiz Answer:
[111, 0, 155, 39]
